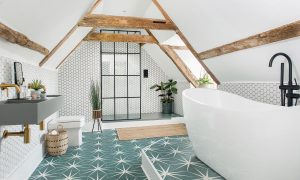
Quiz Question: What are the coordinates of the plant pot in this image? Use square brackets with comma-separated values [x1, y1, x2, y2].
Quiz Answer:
[40, 93, 47, 99]
[162, 102, 173, 114]
[31, 90, 41, 99]
[198, 84, 211, 88]
[92, 109, 102, 119]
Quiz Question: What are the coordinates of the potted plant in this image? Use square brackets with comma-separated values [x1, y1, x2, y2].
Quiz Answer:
[150, 79, 177, 114]
[28, 80, 43, 99]
[197, 73, 213, 88]
[90, 80, 102, 132]
[40, 91, 47, 99]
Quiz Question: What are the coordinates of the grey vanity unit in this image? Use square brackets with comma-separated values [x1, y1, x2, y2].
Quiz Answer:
[0, 95, 63, 126]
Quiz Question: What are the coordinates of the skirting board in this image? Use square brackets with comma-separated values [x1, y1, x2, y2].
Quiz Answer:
[141, 149, 162, 180]
[7, 142, 45, 180]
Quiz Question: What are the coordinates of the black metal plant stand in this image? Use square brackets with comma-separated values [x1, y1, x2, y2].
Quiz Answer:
[92, 118, 102, 133]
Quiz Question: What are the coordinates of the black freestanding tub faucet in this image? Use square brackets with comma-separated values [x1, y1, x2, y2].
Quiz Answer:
[269, 53, 300, 106]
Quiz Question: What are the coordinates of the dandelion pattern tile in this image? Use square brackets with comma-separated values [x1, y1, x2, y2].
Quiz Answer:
[144, 137, 225, 180]
[30, 130, 224, 180]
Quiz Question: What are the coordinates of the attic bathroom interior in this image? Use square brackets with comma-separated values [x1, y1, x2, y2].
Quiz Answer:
[1, 0, 300, 180]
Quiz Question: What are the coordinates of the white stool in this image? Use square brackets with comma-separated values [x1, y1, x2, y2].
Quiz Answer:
[48, 116, 85, 147]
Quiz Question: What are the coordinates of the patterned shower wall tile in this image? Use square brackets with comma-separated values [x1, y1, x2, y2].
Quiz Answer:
[58, 39, 189, 121]
[0, 56, 58, 179]
[218, 82, 281, 105]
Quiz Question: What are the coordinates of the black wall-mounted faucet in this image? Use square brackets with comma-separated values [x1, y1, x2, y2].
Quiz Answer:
[269, 53, 300, 107]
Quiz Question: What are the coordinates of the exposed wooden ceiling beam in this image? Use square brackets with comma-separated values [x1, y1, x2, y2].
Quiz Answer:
[169, 45, 188, 50]
[198, 20, 300, 60]
[0, 22, 49, 55]
[39, 0, 102, 67]
[146, 30, 198, 87]
[56, 27, 100, 69]
[78, 14, 176, 30]
[39, 25, 78, 67]
[146, 29, 159, 43]
[152, 0, 220, 85]
[56, 38, 84, 69]
[161, 45, 199, 87]
[84, 32, 157, 44]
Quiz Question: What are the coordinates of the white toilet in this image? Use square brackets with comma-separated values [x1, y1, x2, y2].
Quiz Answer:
[48, 116, 85, 146]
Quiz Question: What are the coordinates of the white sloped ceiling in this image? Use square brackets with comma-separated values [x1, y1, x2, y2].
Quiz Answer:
[141, 2, 187, 82]
[2, 0, 299, 83]
[158, 0, 300, 82]
[143, 44, 186, 82]
[0, 0, 94, 68]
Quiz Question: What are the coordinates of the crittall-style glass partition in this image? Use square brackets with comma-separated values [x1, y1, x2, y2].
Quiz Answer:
[100, 30, 141, 121]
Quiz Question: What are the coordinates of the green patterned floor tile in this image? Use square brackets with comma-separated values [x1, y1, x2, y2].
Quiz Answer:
[144, 137, 225, 180]
[30, 129, 224, 180]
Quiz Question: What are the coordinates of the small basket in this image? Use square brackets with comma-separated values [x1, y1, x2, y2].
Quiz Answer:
[46, 125, 68, 156]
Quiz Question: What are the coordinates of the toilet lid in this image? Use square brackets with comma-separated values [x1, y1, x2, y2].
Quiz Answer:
[56, 116, 85, 123]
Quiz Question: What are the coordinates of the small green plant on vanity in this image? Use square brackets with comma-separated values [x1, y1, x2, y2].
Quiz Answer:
[40, 90, 47, 99]
[29, 80, 43, 90]
[28, 80, 44, 99]
[150, 79, 177, 114]
[197, 73, 213, 88]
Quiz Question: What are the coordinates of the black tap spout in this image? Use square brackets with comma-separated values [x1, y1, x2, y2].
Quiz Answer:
[269, 53, 293, 85]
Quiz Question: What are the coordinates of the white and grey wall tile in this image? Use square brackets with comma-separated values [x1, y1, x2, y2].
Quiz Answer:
[58, 41, 188, 121]
[0, 56, 58, 179]
[218, 82, 281, 105]
[58, 42, 101, 122]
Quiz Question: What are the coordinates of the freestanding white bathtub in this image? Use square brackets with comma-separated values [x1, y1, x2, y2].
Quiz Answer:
[183, 88, 300, 180]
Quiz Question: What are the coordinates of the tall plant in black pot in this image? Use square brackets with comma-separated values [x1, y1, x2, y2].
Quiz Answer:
[150, 79, 178, 114]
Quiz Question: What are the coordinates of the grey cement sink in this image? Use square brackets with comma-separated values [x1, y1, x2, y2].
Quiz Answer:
[0, 95, 63, 126]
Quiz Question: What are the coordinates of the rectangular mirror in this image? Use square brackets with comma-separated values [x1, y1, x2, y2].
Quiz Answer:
[14, 62, 24, 86]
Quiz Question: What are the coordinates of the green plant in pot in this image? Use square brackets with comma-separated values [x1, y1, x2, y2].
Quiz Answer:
[90, 80, 102, 132]
[151, 79, 177, 114]
[40, 91, 47, 99]
[28, 80, 43, 99]
[197, 73, 213, 88]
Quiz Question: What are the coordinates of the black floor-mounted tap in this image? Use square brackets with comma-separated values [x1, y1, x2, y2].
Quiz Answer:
[269, 53, 300, 107]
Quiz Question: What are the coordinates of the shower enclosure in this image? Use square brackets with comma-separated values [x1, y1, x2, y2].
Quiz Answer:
[100, 30, 142, 121]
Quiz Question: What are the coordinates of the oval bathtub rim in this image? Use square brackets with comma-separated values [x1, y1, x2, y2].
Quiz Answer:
[182, 88, 300, 113]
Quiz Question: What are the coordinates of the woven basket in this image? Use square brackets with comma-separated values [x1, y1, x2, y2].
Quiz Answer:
[46, 125, 68, 156]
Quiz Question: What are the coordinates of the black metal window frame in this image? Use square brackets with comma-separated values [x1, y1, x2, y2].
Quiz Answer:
[100, 29, 142, 121]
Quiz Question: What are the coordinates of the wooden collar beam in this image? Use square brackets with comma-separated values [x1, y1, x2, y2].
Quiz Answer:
[198, 20, 300, 60]
[161, 45, 199, 87]
[146, 30, 198, 87]
[79, 14, 176, 30]
[169, 45, 189, 50]
[0, 22, 49, 55]
[84, 32, 157, 44]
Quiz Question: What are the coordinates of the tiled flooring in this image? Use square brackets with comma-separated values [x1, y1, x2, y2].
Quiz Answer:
[144, 137, 224, 180]
[30, 129, 224, 180]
